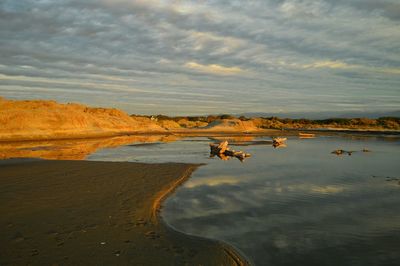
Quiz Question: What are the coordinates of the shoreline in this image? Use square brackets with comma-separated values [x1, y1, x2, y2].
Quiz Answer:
[156, 166, 251, 266]
[1, 130, 398, 161]
[1, 127, 399, 143]
[0, 160, 249, 265]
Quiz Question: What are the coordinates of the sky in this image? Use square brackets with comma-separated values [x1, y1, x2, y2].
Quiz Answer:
[0, 0, 399, 116]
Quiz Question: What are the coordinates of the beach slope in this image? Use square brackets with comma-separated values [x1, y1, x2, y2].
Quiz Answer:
[0, 160, 247, 265]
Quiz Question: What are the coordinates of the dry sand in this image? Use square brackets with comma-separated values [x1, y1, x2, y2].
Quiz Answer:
[0, 97, 273, 142]
[0, 97, 165, 141]
[0, 160, 248, 265]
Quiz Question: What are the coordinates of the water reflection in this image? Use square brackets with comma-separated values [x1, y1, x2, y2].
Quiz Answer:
[1, 133, 396, 161]
[162, 136, 400, 266]
[0, 135, 181, 160]
[273, 143, 287, 148]
[1, 133, 400, 265]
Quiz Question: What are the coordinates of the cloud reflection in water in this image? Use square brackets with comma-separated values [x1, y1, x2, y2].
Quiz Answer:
[163, 137, 400, 266]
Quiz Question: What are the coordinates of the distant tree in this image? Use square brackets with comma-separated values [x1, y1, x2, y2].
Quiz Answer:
[219, 114, 235, 120]
[155, 115, 171, 121]
[316, 118, 351, 125]
[296, 118, 311, 124]
[378, 117, 400, 122]
[377, 117, 400, 129]
[281, 118, 289, 123]
[206, 115, 218, 123]
[238, 115, 249, 121]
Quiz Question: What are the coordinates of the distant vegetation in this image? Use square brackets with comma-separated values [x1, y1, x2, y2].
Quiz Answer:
[140, 114, 235, 123]
[262, 117, 400, 130]
[257, 116, 400, 130]
[132, 114, 400, 130]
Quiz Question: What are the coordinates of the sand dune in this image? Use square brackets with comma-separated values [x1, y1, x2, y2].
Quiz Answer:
[201, 119, 262, 132]
[1, 97, 397, 142]
[0, 97, 165, 141]
[0, 97, 268, 141]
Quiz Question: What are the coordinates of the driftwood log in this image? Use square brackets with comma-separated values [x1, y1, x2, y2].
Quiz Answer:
[331, 149, 354, 155]
[210, 141, 251, 161]
[272, 137, 287, 147]
[331, 149, 371, 156]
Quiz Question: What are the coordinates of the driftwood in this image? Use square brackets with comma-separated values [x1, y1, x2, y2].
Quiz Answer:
[299, 133, 315, 138]
[210, 141, 251, 161]
[272, 137, 287, 147]
[332, 149, 354, 156]
[331, 149, 371, 156]
[272, 137, 287, 145]
[210, 140, 229, 154]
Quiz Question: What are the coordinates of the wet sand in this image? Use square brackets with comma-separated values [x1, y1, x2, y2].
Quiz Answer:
[0, 160, 248, 265]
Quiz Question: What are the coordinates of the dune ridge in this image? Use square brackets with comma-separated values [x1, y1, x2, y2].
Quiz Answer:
[0, 97, 165, 141]
[2, 97, 397, 142]
[0, 97, 264, 142]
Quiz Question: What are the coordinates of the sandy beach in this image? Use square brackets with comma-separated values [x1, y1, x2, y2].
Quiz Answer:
[0, 160, 248, 265]
[2, 2, 399, 264]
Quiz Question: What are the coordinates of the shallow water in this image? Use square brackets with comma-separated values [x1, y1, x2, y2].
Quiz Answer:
[89, 135, 400, 266]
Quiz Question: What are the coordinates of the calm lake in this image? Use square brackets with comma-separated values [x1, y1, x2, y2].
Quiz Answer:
[89, 134, 400, 266]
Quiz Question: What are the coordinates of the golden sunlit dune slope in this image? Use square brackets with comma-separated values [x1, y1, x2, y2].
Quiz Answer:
[201, 118, 263, 132]
[0, 97, 165, 141]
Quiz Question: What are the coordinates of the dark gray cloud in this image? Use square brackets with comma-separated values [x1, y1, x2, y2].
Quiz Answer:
[329, 0, 400, 21]
[0, 0, 399, 115]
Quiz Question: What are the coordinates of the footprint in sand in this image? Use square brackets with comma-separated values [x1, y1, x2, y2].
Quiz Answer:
[135, 218, 147, 227]
[145, 231, 161, 240]
[13, 232, 25, 243]
[31, 249, 39, 256]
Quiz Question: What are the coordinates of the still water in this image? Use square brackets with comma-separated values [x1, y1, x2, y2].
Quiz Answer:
[88, 135, 400, 266]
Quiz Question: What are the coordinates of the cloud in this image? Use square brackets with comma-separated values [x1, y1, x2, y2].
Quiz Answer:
[0, 0, 399, 115]
[302, 60, 354, 70]
[185, 31, 246, 55]
[184, 61, 244, 75]
[347, 1, 400, 21]
[376, 67, 400, 75]
[279, 0, 329, 18]
[290, 60, 400, 75]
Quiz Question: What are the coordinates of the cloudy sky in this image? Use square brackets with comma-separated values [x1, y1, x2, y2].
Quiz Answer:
[0, 0, 399, 116]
